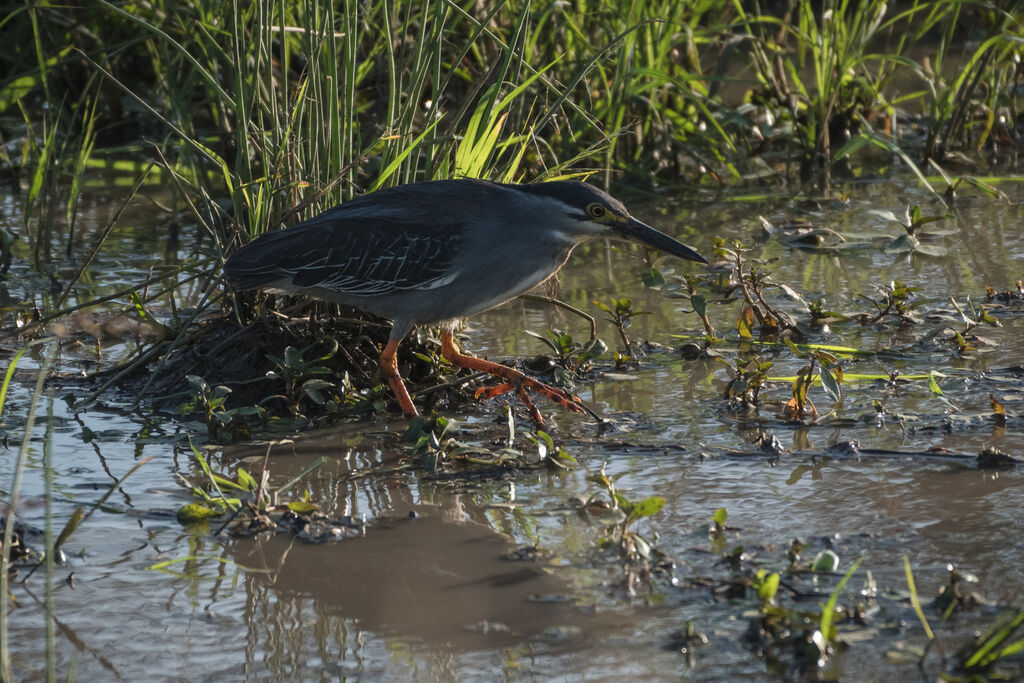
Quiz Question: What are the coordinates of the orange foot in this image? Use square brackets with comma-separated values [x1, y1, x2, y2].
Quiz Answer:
[380, 338, 418, 417]
[440, 331, 584, 424]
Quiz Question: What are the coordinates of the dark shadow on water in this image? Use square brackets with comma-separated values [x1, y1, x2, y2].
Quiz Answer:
[231, 504, 586, 655]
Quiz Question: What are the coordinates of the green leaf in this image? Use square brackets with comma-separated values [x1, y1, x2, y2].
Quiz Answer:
[438, 416, 460, 439]
[287, 501, 320, 515]
[236, 468, 257, 491]
[283, 346, 303, 368]
[301, 378, 335, 404]
[691, 294, 707, 318]
[737, 306, 754, 339]
[311, 338, 339, 362]
[186, 375, 208, 394]
[525, 329, 559, 354]
[757, 571, 780, 601]
[632, 496, 666, 518]
[177, 503, 220, 523]
[403, 417, 428, 442]
[812, 549, 840, 573]
[833, 132, 871, 162]
[580, 337, 608, 362]
[909, 204, 923, 226]
[783, 337, 805, 358]
[642, 268, 666, 287]
[712, 507, 728, 527]
[820, 367, 841, 403]
[551, 446, 576, 466]
[632, 533, 652, 559]
[211, 472, 247, 491]
[993, 638, 1024, 662]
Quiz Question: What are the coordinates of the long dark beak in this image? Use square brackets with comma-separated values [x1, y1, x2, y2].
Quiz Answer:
[617, 217, 708, 264]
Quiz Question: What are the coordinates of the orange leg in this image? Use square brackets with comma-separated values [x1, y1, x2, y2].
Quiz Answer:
[440, 331, 583, 423]
[380, 339, 418, 417]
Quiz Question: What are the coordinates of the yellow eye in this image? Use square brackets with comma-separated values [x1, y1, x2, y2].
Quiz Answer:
[587, 203, 607, 219]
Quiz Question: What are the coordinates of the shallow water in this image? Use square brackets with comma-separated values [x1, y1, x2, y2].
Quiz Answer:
[3, 175, 1024, 680]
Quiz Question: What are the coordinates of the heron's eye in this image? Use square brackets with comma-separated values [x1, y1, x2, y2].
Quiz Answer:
[587, 203, 607, 219]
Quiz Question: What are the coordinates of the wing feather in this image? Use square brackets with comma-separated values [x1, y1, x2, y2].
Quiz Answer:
[226, 211, 464, 297]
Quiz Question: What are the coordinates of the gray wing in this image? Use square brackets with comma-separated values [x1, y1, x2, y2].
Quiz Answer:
[225, 210, 464, 296]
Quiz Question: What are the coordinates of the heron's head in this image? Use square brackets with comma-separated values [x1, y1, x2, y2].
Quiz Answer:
[517, 181, 708, 264]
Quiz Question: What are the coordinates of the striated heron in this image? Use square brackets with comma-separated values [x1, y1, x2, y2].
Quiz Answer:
[223, 179, 707, 422]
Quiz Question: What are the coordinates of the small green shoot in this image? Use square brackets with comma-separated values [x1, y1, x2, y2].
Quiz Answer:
[528, 430, 577, 470]
[859, 280, 923, 326]
[594, 297, 650, 353]
[959, 608, 1024, 672]
[754, 569, 780, 604]
[591, 462, 666, 560]
[814, 555, 864, 664]
[265, 340, 341, 414]
[716, 355, 774, 410]
[179, 375, 265, 442]
[525, 328, 607, 389]
[711, 507, 728, 534]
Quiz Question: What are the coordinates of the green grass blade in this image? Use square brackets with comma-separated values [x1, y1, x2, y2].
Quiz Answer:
[904, 554, 935, 641]
[818, 555, 864, 646]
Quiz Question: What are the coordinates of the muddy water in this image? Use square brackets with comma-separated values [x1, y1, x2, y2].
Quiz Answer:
[3, 176, 1024, 680]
